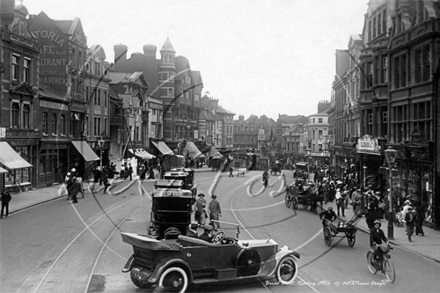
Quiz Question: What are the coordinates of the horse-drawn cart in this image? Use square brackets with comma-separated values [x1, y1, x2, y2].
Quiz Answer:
[322, 212, 363, 247]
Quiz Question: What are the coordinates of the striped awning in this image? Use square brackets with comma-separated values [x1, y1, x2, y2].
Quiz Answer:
[152, 141, 174, 156]
[0, 142, 33, 169]
[71, 141, 99, 162]
[129, 148, 155, 159]
[184, 142, 203, 159]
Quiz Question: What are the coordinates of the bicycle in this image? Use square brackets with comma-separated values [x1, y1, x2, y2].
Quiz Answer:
[366, 243, 396, 283]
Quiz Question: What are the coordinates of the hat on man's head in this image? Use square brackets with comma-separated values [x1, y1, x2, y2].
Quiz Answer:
[211, 194, 217, 199]
[198, 193, 205, 197]
[404, 200, 411, 205]
[190, 221, 199, 229]
[374, 220, 381, 227]
[327, 206, 333, 210]
[71, 168, 76, 172]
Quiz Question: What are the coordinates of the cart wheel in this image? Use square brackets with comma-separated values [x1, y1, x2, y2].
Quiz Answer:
[285, 195, 292, 208]
[324, 227, 332, 246]
[275, 255, 298, 285]
[292, 197, 298, 210]
[158, 266, 188, 293]
[346, 233, 356, 247]
[301, 200, 309, 209]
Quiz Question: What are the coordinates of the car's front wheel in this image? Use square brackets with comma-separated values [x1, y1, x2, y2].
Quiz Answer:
[158, 266, 188, 293]
[275, 255, 298, 285]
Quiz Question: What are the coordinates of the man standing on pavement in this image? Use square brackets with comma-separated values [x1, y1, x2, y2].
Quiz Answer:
[102, 166, 110, 193]
[208, 194, 222, 229]
[128, 164, 133, 180]
[1, 191, 12, 218]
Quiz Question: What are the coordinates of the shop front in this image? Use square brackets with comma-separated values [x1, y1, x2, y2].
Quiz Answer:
[389, 132, 436, 228]
[39, 141, 69, 187]
[0, 141, 33, 193]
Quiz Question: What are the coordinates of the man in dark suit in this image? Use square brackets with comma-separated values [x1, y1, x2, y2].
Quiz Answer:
[1, 191, 12, 218]
[370, 220, 389, 261]
[199, 225, 213, 243]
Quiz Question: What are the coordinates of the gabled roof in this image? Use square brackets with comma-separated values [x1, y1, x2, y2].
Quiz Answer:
[53, 20, 72, 33]
[191, 71, 203, 86]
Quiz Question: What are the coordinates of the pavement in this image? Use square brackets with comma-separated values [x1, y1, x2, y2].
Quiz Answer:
[320, 199, 440, 263]
[3, 167, 440, 264]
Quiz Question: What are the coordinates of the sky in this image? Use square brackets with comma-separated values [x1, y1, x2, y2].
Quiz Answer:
[21, 0, 368, 120]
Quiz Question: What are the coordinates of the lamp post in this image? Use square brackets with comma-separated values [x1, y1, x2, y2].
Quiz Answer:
[363, 165, 367, 188]
[384, 146, 398, 240]
[98, 137, 105, 168]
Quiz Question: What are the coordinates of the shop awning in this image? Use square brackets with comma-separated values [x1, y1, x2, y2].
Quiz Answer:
[152, 141, 174, 155]
[0, 166, 8, 173]
[71, 141, 99, 161]
[184, 142, 203, 159]
[207, 146, 223, 158]
[0, 142, 33, 169]
[129, 148, 156, 159]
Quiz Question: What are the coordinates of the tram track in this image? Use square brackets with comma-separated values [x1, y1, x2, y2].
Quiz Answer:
[226, 172, 321, 293]
[22, 194, 145, 293]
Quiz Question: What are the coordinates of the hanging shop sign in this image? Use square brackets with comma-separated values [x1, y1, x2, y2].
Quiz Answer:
[356, 135, 381, 155]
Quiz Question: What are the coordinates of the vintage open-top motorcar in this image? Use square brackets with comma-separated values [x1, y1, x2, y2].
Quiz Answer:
[121, 230, 300, 292]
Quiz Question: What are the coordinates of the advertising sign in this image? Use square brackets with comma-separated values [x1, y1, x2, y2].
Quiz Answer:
[356, 135, 381, 155]
[29, 15, 69, 95]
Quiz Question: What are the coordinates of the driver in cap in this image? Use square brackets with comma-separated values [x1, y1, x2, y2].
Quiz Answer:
[199, 224, 213, 243]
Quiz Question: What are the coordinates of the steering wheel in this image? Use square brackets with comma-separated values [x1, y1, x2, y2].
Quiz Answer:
[212, 231, 225, 244]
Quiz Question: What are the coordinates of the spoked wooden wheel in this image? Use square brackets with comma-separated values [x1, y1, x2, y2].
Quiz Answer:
[384, 259, 396, 283]
[292, 197, 298, 210]
[285, 194, 292, 208]
[366, 251, 378, 274]
[301, 199, 309, 209]
[324, 227, 332, 246]
[346, 233, 356, 247]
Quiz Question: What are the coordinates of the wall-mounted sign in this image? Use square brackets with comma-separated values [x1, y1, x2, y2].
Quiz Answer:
[356, 135, 381, 155]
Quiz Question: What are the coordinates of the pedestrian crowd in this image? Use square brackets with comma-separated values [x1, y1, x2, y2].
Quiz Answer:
[292, 164, 426, 243]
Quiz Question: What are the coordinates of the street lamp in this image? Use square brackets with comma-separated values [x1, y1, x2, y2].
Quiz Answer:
[362, 165, 367, 189]
[98, 137, 105, 168]
[384, 146, 398, 239]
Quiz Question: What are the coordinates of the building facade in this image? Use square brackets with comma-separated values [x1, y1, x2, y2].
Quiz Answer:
[0, 1, 40, 190]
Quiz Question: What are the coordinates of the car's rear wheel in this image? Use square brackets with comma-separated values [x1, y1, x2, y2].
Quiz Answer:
[275, 255, 298, 285]
[158, 266, 188, 293]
